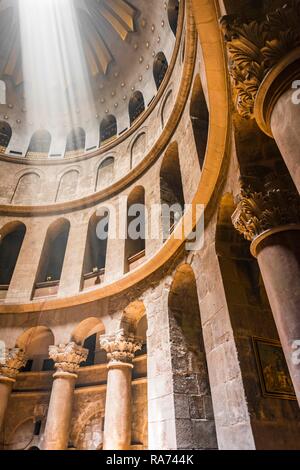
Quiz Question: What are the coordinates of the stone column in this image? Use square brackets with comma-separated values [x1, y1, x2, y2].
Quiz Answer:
[232, 177, 300, 404]
[41, 343, 88, 450]
[0, 348, 25, 433]
[221, 2, 300, 193]
[100, 329, 142, 450]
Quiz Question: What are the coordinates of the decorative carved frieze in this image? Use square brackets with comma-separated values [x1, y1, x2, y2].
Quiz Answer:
[0, 348, 26, 380]
[49, 342, 88, 374]
[232, 176, 300, 241]
[100, 329, 142, 365]
[221, 1, 300, 118]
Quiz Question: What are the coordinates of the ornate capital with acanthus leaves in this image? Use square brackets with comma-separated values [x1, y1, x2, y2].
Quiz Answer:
[100, 329, 142, 366]
[221, 1, 300, 119]
[49, 342, 88, 375]
[232, 176, 300, 242]
[0, 348, 26, 381]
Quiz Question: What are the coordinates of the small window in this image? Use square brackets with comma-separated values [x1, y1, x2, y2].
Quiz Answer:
[129, 92, 145, 125]
[153, 52, 168, 90]
[34, 421, 42, 436]
[100, 115, 117, 143]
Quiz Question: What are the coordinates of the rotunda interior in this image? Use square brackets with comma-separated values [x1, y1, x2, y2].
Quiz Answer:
[0, 0, 300, 451]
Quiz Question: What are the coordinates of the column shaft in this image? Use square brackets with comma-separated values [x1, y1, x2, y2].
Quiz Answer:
[100, 329, 142, 450]
[0, 378, 14, 434]
[41, 372, 76, 450]
[271, 88, 300, 194]
[255, 230, 300, 403]
[40, 342, 87, 450]
[103, 364, 133, 450]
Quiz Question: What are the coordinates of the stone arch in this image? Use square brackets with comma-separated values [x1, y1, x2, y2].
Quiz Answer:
[100, 115, 117, 144]
[56, 169, 79, 202]
[153, 52, 168, 90]
[130, 132, 146, 169]
[35, 218, 70, 285]
[161, 89, 173, 128]
[120, 300, 147, 357]
[12, 172, 41, 204]
[120, 300, 146, 334]
[16, 326, 55, 372]
[82, 211, 109, 289]
[160, 142, 185, 240]
[71, 317, 106, 345]
[129, 91, 145, 126]
[71, 317, 106, 367]
[168, 263, 217, 449]
[190, 74, 209, 169]
[95, 157, 114, 191]
[125, 186, 146, 273]
[5, 418, 36, 450]
[0, 221, 26, 287]
[71, 398, 105, 450]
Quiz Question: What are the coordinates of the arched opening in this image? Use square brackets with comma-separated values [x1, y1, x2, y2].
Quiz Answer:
[82, 211, 109, 289]
[56, 170, 79, 202]
[153, 52, 168, 90]
[129, 91, 145, 126]
[34, 219, 70, 298]
[65, 127, 86, 155]
[27, 130, 51, 156]
[161, 90, 173, 128]
[5, 419, 37, 450]
[100, 115, 117, 144]
[0, 80, 6, 105]
[71, 318, 106, 367]
[12, 173, 41, 205]
[168, 0, 179, 36]
[16, 326, 55, 372]
[168, 264, 217, 449]
[190, 75, 209, 170]
[135, 315, 148, 357]
[0, 222, 26, 297]
[125, 186, 146, 272]
[160, 142, 185, 240]
[0, 121, 12, 150]
[130, 133, 146, 169]
[95, 157, 114, 191]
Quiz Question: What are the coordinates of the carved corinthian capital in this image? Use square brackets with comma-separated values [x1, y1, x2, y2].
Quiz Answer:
[221, 1, 300, 119]
[0, 348, 26, 380]
[49, 342, 88, 374]
[100, 329, 142, 366]
[232, 177, 300, 241]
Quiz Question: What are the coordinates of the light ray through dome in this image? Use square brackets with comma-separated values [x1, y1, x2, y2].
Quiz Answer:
[18, 0, 96, 136]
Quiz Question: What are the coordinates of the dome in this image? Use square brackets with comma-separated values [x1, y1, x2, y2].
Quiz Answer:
[0, 0, 179, 158]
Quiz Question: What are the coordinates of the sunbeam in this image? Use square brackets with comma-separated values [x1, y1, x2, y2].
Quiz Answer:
[18, 0, 96, 134]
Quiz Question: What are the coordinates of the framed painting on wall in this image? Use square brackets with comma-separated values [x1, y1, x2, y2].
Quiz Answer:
[252, 337, 296, 400]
